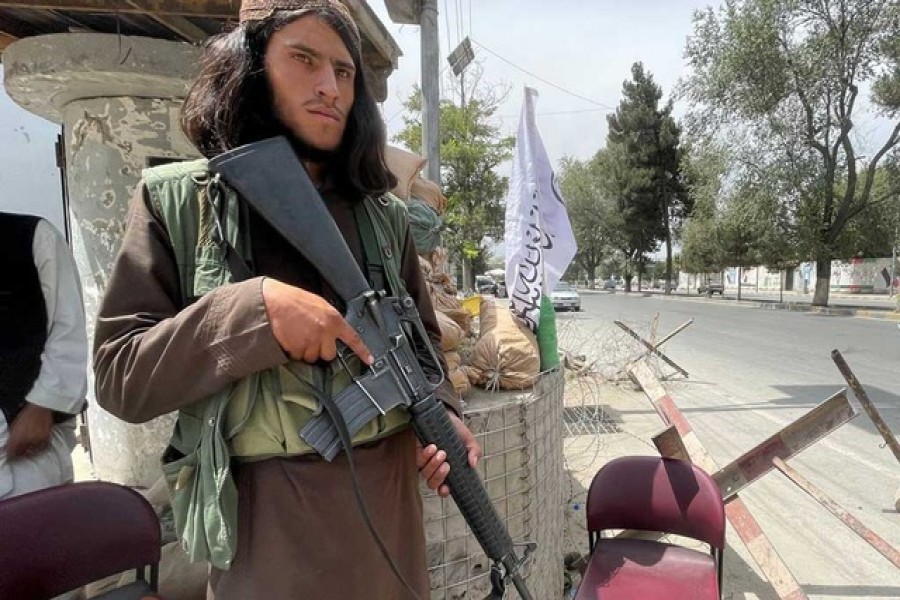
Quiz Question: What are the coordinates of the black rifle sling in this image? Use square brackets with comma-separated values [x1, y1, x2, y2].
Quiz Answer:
[353, 199, 388, 295]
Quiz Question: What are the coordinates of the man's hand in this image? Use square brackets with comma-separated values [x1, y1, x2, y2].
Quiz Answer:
[6, 404, 54, 459]
[262, 278, 374, 365]
[416, 411, 482, 498]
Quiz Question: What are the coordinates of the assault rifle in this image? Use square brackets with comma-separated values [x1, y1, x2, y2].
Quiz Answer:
[209, 137, 534, 600]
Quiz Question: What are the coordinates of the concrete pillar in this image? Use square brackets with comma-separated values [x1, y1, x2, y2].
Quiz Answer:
[64, 96, 199, 486]
[4, 33, 201, 487]
[419, 0, 441, 184]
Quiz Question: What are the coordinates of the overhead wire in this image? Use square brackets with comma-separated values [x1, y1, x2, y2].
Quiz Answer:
[469, 38, 615, 110]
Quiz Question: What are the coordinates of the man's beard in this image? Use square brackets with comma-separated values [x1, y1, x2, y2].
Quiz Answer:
[287, 133, 339, 166]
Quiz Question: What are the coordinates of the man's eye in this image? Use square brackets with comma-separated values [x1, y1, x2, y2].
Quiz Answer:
[336, 68, 353, 80]
[293, 53, 313, 65]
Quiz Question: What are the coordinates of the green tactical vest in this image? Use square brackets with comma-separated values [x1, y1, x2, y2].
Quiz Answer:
[144, 158, 413, 569]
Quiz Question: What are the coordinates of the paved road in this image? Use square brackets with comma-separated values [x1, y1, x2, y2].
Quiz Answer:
[556, 292, 900, 600]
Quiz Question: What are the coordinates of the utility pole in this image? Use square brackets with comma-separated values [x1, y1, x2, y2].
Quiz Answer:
[891, 221, 897, 300]
[447, 37, 475, 290]
[420, 0, 440, 184]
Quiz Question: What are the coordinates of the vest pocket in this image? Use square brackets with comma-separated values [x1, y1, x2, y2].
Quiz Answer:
[162, 392, 238, 570]
[193, 245, 232, 298]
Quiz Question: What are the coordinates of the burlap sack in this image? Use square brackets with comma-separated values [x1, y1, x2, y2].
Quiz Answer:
[448, 368, 471, 396]
[431, 247, 449, 274]
[385, 146, 426, 201]
[428, 282, 463, 313]
[461, 365, 483, 386]
[441, 353, 467, 395]
[437, 310, 464, 352]
[442, 308, 472, 334]
[419, 255, 433, 278]
[471, 302, 540, 390]
[445, 351, 461, 371]
[410, 176, 448, 214]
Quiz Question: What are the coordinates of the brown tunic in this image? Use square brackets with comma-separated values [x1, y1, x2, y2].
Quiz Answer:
[94, 182, 460, 599]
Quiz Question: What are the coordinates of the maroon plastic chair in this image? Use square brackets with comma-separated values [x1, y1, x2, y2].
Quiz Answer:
[575, 456, 725, 600]
[0, 481, 161, 600]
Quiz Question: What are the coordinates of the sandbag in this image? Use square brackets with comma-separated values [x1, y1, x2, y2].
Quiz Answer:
[418, 255, 433, 279]
[471, 302, 540, 390]
[384, 145, 425, 200]
[437, 310, 464, 352]
[444, 351, 469, 395]
[461, 365, 483, 386]
[428, 271, 458, 295]
[410, 176, 448, 214]
[445, 351, 461, 371]
[431, 247, 450, 274]
[442, 308, 473, 334]
[448, 368, 471, 396]
[408, 198, 442, 254]
[428, 281, 462, 313]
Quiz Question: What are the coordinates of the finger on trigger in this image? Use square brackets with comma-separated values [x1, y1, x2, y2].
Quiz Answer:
[340, 321, 373, 365]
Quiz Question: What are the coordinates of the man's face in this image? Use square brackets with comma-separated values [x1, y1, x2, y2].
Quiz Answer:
[265, 15, 356, 154]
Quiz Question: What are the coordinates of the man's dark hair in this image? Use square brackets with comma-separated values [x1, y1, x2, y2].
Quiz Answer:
[181, 8, 397, 198]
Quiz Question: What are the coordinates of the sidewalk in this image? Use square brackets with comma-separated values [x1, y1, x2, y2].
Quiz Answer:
[580, 287, 900, 322]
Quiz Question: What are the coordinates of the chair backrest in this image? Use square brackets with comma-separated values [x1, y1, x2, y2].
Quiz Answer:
[586, 456, 725, 549]
[0, 481, 161, 599]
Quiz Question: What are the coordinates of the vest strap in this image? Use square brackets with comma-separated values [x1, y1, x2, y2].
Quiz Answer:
[207, 176, 253, 283]
[354, 200, 388, 294]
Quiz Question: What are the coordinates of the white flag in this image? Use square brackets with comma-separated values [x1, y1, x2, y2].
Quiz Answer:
[504, 87, 577, 329]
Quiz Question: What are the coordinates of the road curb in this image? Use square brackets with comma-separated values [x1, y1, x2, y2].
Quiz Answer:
[580, 289, 900, 322]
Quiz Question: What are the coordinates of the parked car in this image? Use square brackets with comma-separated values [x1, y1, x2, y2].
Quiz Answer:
[602, 279, 617, 290]
[698, 282, 725, 295]
[550, 281, 581, 311]
[475, 275, 499, 295]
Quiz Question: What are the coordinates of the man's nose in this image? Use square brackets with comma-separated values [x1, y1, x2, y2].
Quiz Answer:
[314, 66, 339, 103]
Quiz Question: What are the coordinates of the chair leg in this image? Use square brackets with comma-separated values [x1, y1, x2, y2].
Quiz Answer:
[716, 548, 724, 600]
[150, 563, 160, 590]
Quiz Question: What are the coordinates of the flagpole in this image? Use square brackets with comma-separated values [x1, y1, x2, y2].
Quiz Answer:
[504, 86, 576, 368]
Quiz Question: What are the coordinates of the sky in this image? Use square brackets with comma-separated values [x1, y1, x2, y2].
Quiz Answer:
[370, 0, 720, 165]
[0, 70, 63, 230]
[1, 0, 894, 233]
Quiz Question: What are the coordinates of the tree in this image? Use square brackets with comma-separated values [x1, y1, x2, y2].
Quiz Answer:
[556, 154, 625, 288]
[595, 142, 652, 291]
[832, 164, 900, 257]
[394, 74, 514, 290]
[606, 62, 690, 293]
[719, 183, 773, 300]
[682, 139, 803, 299]
[683, 0, 900, 305]
[680, 143, 728, 283]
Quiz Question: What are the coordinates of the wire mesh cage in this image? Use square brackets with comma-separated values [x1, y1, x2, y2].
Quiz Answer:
[422, 368, 565, 599]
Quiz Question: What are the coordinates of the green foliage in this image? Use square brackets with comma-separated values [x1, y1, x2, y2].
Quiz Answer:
[393, 78, 514, 273]
[556, 153, 625, 284]
[682, 0, 900, 305]
[681, 142, 800, 273]
[605, 63, 689, 288]
[835, 164, 900, 257]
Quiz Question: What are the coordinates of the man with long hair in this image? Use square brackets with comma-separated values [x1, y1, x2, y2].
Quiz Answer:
[93, 1, 479, 597]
